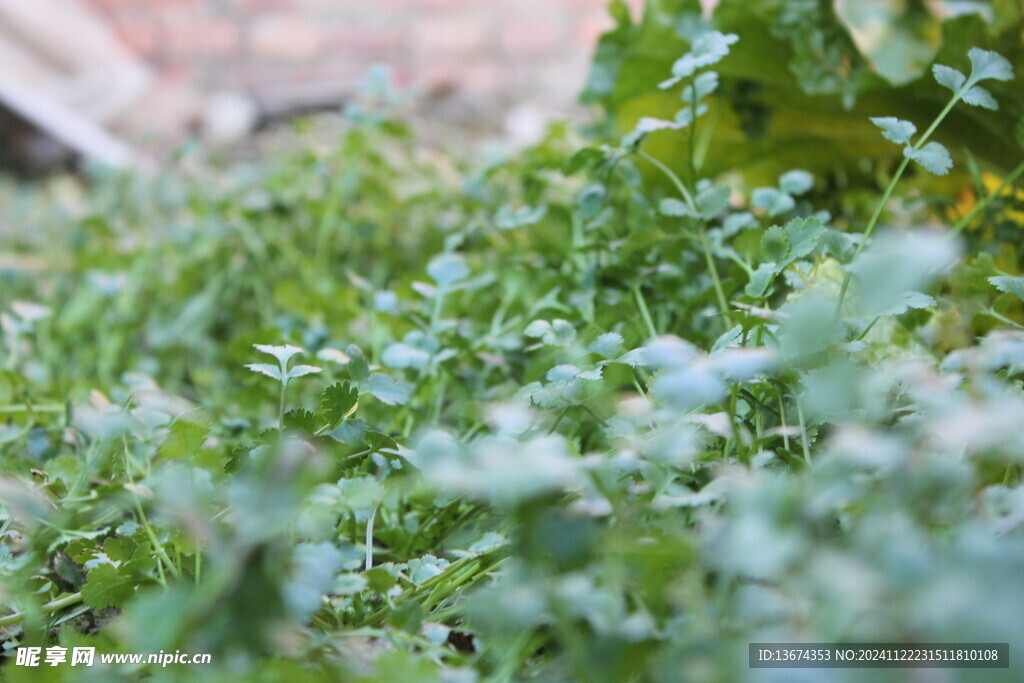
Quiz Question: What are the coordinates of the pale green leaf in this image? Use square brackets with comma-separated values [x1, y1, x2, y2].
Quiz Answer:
[246, 363, 282, 381]
[870, 117, 917, 145]
[962, 85, 998, 110]
[990, 276, 1024, 301]
[367, 374, 412, 406]
[696, 184, 731, 219]
[779, 170, 814, 196]
[967, 47, 1014, 83]
[904, 142, 953, 175]
[287, 364, 322, 380]
[932, 64, 967, 93]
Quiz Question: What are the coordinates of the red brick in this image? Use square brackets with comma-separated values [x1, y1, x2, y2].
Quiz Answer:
[576, 11, 614, 46]
[110, 16, 161, 54]
[413, 15, 489, 57]
[249, 12, 324, 61]
[325, 28, 403, 56]
[162, 17, 240, 56]
[89, 0, 196, 10]
[499, 19, 564, 57]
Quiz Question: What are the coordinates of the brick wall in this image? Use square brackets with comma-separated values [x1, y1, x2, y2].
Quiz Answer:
[85, 0, 642, 114]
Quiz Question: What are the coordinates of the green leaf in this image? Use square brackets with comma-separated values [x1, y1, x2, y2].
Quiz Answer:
[967, 47, 1014, 83]
[287, 364, 322, 380]
[904, 142, 953, 175]
[576, 184, 606, 221]
[589, 332, 625, 358]
[364, 567, 397, 593]
[786, 216, 826, 260]
[319, 382, 359, 428]
[427, 253, 470, 288]
[328, 418, 368, 444]
[990, 276, 1024, 300]
[622, 117, 682, 148]
[81, 564, 134, 609]
[364, 430, 398, 454]
[253, 344, 304, 366]
[659, 198, 690, 217]
[526, 319, 576, 346]
[346, 344, 370, 384]
[695, 184, 731, 219]
[962, 85, 998, 110]
[158, 418, 209, 461]
[933, 64, 967, 93]
[285, 543, 344, 620]
[407, 555, 451, 584]
[752, 187, 795, 217]
[246, 363, 282, 381]
[681, 71, 719, 102]
[745, 263, 777, 298]
[525, 320, 552, 338]
[284, 409, 319, 433]
[661, 31, 740, 87]
[878, 290, 937, 317]
[870, 117, 917, 145]
[338, 476, 385, 512]
[761, 225, 789, 263]
[494, 205, 548, 230]
[778, 170, 813, 196]
[366, 374, 412, 406]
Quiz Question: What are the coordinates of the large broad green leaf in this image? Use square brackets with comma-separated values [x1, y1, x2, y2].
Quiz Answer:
[583, 0, 1024, 186]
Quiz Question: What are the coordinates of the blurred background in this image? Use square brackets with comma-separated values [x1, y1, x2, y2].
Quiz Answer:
[0, 0, 643, 171]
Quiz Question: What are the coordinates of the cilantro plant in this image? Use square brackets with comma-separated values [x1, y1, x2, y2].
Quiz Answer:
[0, 5, 1022, 681]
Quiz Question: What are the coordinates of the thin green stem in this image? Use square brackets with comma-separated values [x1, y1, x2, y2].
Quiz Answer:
[698, 226, 732, 323]
[638, 149, 731, 325]
[0, 404, 64, 415]
[835, 157, 910, 315]
[835, 94, 961, 315]
[365, 505, 378, 571]
[278, 379, 288, 431]
[795, 395, 811, 466]
[688, 83, 699, 187]
[638, 150, 698, 213]
[123, 439, 179, 581]
[0, 592, 83, 627]
[632, 284, 658, 338]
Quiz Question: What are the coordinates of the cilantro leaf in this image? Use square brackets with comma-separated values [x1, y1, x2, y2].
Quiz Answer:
[967, 48, 1014, 83]
[904, 142, 953, 175]
[932, 64, 967, 93]
[990, 276, 1024, 301]
[870, 117, 917, 145]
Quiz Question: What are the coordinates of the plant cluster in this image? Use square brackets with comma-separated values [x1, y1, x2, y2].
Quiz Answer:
[0, 3, 1023, 681]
